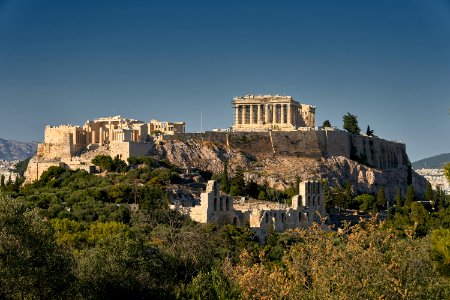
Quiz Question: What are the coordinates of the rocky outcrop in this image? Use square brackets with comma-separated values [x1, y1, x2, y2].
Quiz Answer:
[157, 131, 426, 200]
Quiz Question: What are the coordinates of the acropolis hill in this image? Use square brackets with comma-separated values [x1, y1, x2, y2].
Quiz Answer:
[24, 94, 427, 199]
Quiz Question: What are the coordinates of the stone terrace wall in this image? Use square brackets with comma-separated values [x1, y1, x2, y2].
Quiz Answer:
[164, 130, 409, 170]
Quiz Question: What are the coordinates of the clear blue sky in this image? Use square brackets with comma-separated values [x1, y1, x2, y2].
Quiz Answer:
[0, 0, 449, 161]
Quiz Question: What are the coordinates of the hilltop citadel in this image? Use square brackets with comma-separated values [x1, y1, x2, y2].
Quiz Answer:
[23, 94, 427, 235]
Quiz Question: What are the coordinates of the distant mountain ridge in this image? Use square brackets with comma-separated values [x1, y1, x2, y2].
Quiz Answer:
[412, 153, 450, 169]
[0, 138, 38, 161]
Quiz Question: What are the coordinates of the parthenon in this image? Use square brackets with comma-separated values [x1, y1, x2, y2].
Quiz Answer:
[232, 94, 316, 131]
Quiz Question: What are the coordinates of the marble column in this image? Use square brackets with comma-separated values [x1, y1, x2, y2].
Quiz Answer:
[272, 104, 277, 124]
[257, 104, 262, 124]
[264, 104, 269, 124]
[235, 105, 239, 126]
[249, 105, 254, 124]
[287, 104, 292, 125]
[99, 127, 103, 145]
[241, 106, 246, 125]
[281, 104, 285, 124]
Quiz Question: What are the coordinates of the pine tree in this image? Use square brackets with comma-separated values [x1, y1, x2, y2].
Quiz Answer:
[376, 187, 386, 211]
[404, 185, 415, 207]
[395, 187, 403, 207]
[220, 160, 230, 193]
[342, 112, 360, 135]
[425, 182, 433, 203]
[0, 174, 5, 188]
[322, 120, 331, 127]
[366, 125, 374, 136]
[230, 166, 246, 196]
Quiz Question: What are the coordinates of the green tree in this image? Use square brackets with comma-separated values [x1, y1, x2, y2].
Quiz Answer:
[354, 194, 375, 212]
[221, 160, 230, 193]
[0, 174, 4, 188]
[366, 125, 374, 136]
[0, 195, 75, 299]
[14, 157, 31, 177]
[395, 187, 403, 207]
[404, 184, 415, 207]
[112, 156, 128, 173]
[431, 228, 450, 275]
[425, 181, 433, 203]
[92, 155, 114, 172]
[76, 233, 168, 299]
[444, 163, 450, 183]
[342, 112, 361, 135]
[410, 202, 429, 237]
[322, 120, 331, 127]
[376, 187, 386, 212]
[186, 266, 241, 300]
[230, 167, 246, 196]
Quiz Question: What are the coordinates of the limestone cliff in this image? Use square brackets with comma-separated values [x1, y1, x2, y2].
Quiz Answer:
[157, 131, 426, 200]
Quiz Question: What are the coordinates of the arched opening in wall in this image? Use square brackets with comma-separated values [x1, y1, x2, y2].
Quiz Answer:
[273, 212, 277, 223]
[214, 198, 217, 211]
[265, 213, 269, 224]
[220, 198, 223, 211]
[307, 196, 310, 206]
[233, 217, 237, 226]
[226, 197, 230, 211]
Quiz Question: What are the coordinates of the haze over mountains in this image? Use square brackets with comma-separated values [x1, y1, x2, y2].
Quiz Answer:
[0, 138, 38, 161]
[412, 153, 450, 169]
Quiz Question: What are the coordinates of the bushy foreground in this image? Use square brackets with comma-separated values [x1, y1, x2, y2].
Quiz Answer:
[1, 193, 450, 300]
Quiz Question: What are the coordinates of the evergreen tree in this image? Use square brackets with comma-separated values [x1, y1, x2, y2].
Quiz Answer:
[366, 125, 374, 136]
[230, 166, 246, 196]
[376, 187, 386, 211]
[444, 163, 450, 183]
[425, 182, 433, 203]
[404, 185, 415, 207]
[342, 112, 360, 135]
[395, 187, 403, 207]
[220, 160, 230, 193]
[0, 174, 4, 188]
[322, 120, 331, 127]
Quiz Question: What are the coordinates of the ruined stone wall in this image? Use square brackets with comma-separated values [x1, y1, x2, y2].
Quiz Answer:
[24, 159, 64, 183]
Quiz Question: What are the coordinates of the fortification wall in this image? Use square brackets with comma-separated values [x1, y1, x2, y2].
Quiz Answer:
[24, 159, 65, 183]
[165, 130, 408, 169]
[110, 141, 153, 161]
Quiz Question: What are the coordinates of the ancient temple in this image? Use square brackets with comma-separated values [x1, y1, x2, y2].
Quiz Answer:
[232, 94, 316, 131]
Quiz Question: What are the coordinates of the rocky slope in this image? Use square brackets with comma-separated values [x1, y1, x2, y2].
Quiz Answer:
[155, 132, 426, 200]
[0, 138, 38, 161]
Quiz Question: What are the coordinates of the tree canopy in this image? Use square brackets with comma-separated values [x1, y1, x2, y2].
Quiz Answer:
[342, 112, 361, 135]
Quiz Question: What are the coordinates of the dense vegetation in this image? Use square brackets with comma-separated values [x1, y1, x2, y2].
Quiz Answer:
[1, 156, 450, 299]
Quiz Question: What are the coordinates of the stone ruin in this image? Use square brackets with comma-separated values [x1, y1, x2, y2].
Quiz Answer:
[182, 180, 326, 241]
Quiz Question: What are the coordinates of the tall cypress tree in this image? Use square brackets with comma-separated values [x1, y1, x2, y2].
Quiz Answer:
[376, 187, 386, 211]
[425, 182, 433, 203]
[404, 185, 415, 207]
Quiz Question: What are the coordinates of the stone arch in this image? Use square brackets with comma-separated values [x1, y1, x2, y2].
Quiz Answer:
[220, 198, 223, 211]
[265, 213, 269, 224]
[225, 197, 230, 211]
[214, 198, 217, 211]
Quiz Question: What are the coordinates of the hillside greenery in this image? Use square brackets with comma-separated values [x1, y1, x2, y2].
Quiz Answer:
[1, 155, 450, 299]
